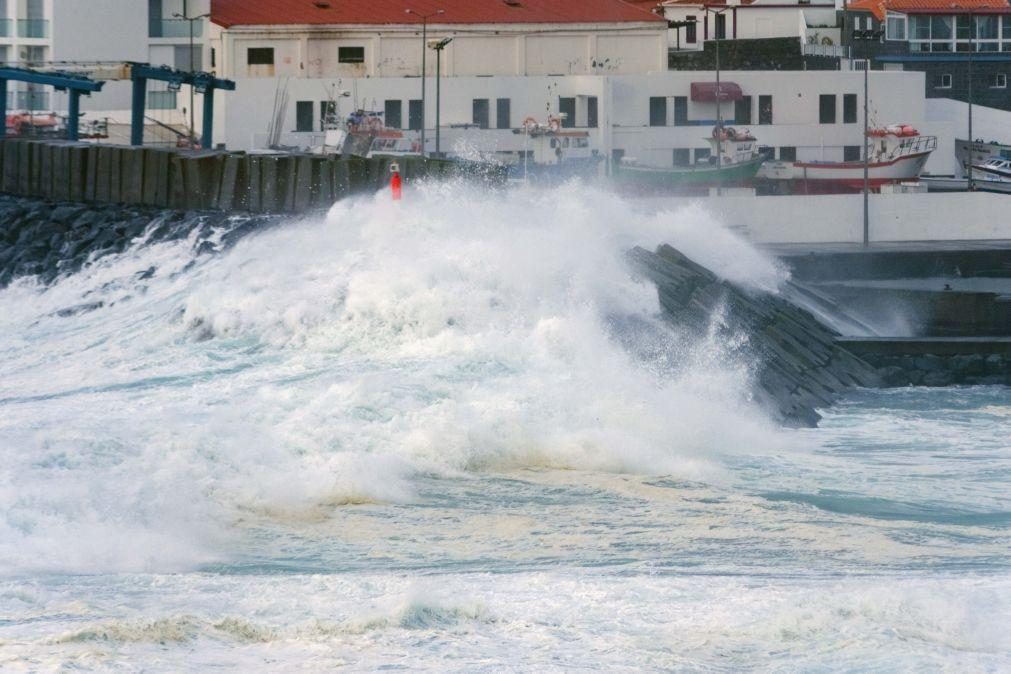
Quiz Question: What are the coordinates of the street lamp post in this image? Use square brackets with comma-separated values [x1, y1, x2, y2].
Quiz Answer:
[173, 1, 209, 148]
[853, 28, 882, 246]
[430, 37, 453, 157]
[967, 9, 975, 191]
[405, 8, 444, 157]
[705, 7, 729, 196]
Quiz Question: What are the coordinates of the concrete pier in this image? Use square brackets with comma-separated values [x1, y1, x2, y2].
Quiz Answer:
[0, 139, 503, 214]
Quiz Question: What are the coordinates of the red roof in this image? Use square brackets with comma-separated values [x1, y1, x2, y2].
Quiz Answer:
[848, 0, 1010, 20]
[211, 0, 667, 28]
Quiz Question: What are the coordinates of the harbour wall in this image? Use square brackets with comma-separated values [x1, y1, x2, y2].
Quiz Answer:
[0, 139, 501, 214]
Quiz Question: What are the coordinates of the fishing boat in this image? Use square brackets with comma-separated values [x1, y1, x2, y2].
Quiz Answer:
[971, 156, 1011, 183]
[760, 124, 936, 193]
[612, 126, 764, 193]
[508, 116, 604, 182]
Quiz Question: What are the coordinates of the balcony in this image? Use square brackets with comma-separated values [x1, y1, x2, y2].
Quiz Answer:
[149, 18, 203, 39]
[0, 19, 11, 37]
[17, 19, 48, 38]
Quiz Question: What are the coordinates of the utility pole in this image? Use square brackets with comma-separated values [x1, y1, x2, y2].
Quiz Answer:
[405, 8, 444, 157]
[431, 37, 453, 156]
[706, 7, 728, 196]
[173, 1, 209, 148]
[854, 28, 882, 246]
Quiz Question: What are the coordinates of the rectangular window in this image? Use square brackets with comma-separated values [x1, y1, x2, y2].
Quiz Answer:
[338, 46, 365, 64]
[408, 99, 422, 130]
[758, 95, 773, 125]
[174, 45, 202, 71]
[147, 90, 176, 110]
[211, 47, 216, 68]
[779, 146, 797, 161]
[843, 94, 857, 123]
[473, 98, 490, 129]
[935, 73, 952, 89]
[496, 98, 511, 129]
[715, 13, 727, 40]
[694, 147, 711, 164]
[247, 47, 274, 65]
[320, 101, 337, 129]
[735, 95, 752, 125]
[886, 14, 906, 40]
[295, 100, 313, 132]
[911, 15, 931, 40]
[844, 145, 862, 161]
[819, 94, 836, 124]
[587, 97, 598, 128]
[384, 100, 402, 129]
[673, 96, 689, 126]
[649, 96, 667, 127]
[686, 16, 697, 43]
[990, 73, 1007, 88]
[558, 97, 576, 128]
[673, 148, 691, 166]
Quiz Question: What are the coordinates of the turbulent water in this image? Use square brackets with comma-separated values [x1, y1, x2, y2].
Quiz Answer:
[1, 184, 1008, 671]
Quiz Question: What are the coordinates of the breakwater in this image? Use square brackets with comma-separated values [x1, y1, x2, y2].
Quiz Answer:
[0, 138, 503, 214]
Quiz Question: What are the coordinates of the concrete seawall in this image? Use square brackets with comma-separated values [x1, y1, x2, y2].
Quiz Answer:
[0, 139, 502, 214]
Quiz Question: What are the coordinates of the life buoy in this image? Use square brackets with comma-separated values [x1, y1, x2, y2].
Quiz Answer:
[547, 116, 561, 132]
[522, 116, 538, 130]
[900, 124, 918, 137]
[867, 128, 887, 137]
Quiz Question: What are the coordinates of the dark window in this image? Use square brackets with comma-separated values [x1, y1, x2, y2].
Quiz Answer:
[673, 96, 688, 126]
[715, 13, 727, 40]
[587, 96, 598, 128]
[496, 98, 511, 129]
[734, 95, 752, 125]
[695, 147, 711, 164]
[211, 47, 216, 68]
[384, 100, 402, 129]
[558, 97, 576, 127]
[819, 94, 836, 124]
[248, 47, 274, 65]
[649, 96, 667, 126]
[473, 98, 490, 129]
[843, 94, 857, 123]
[935, 73, 952, 89]
[338, 46, 365, 64]
[320, 100, 337, 129]
[612, 148, 625, 169]
[295, 100, 313, 132]
[673, 148, 691, 166]
[408, 99, 422, 130]
[779, 146, 797, 161]
[686, 16, 697, 43]
[758, 95, 773, 124]
[843, 145, 862, 161]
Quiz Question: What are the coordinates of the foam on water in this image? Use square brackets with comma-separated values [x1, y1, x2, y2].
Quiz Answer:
[1, 183, 1008, 670]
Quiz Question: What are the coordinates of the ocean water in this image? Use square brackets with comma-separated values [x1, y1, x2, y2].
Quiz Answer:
[0, 184, 1008, 671]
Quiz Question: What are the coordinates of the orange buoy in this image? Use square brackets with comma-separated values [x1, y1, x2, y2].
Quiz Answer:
[390, 162, 402, 201]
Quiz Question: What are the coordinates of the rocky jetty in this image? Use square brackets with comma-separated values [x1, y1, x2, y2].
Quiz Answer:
[630, 244, 881, 427]
[0, 195, 278, 287]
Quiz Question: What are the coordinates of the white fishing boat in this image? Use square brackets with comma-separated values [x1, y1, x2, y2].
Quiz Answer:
[761, 124, 936, 193]
[971, 157, 1011, 183]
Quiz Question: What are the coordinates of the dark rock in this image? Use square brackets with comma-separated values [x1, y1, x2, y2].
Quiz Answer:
[877, 365, 910, 387]
[914, 355, 946, 372]
[922, 370, 955, 387]
[49, 205, 84, 225]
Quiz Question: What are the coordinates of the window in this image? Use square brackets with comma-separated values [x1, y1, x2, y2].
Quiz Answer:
[148, 90, 176, 110]
[779, 146, 797, 161]
[558, 97, 576, 127]
[844, 145, 862, 161]
[694, 147, 711, 164]
[673, 148, 691, 166]
[247, 47, 274, 65]
[320, 100, 337, 129]
[587, 97, 598, 128]
[686, 16, 697, 43]
[935, 73, 952, 89]
[990, 73, 1007, 88]
[497, 98, 511, 129]
[384, 100, 402, 129]
[735, 95, 752, 125]
[886, 14, 906, 40]
[408, 99, 422, 130]
[819, 94, 836, 124]
[295, 101, 313, 132]
[473, 98, 490, 129]
[649, 96, 667, 126]
[338, 46, 365, 64]
[843, 94, 857, 123]
[174, 45, 202, 71]
[211, 47, 216, 68]
[758, 95, 773, 124]
[673, 96, 688, 126]
[715, 13, 727, 40]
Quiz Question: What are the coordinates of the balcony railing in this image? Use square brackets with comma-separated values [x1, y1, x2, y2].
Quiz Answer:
[0, 19, 12, 37]
[17, 19, 49, 38]
[149, 18, 203, 38]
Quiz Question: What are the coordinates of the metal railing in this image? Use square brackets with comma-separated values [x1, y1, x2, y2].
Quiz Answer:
[17, 19, 49, 38]
[150, 18, 203, 38]
[802, 43, 848, 58]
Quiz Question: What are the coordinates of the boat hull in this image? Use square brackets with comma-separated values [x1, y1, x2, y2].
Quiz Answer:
[781, 151, 931, 192]
[613, 156, 764, 192]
